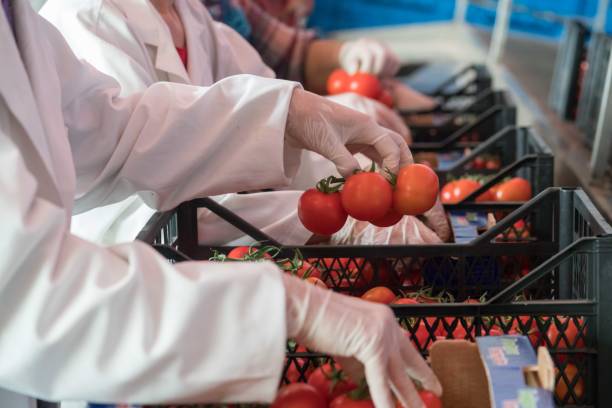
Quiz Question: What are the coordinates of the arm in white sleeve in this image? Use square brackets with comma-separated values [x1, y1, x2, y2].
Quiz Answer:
[0, 116, 286, 404]
[44, 18, 301, 213]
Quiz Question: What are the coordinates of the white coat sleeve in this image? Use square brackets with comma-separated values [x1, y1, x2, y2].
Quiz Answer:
[0, 106, 287, 403]
[43, 17, 301, 213]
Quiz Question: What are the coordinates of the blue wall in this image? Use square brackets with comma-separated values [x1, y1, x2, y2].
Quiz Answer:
[309, 0, 607, 39]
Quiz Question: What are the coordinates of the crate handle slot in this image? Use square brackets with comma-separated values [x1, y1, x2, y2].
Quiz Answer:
[411, 105, 506, 151]
[431, 64, 479, 97]
[399, 88, 495, 117]
[153, 244, 191, 262]
[487, 236, 607, 304]
[136, 209, 176, 244]
[192, 197, 283, 247]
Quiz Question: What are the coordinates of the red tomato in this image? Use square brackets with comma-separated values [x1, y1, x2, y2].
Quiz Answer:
[272, 384, 327, 408]
[378, 89, 394, 108]
[472, 156, 486, 169]
[307, 363, 357, 402]
[485, 158, 501, 170]
[306, 276, 329, 289]
[370, 208, 403, 227]
[494, 177, 532, 202]
[341, 172, 393, 221]
[299, 189, 348, 235]
[327, 69, 350, 95]
[393, 164, 440, 215]
[555, 364, 584, 404]
[440, 179, 491, 204]
[546, 317, 585, 349]
[227, 246, 252, 259]
[288, 260, 322, 279]
[227, 246, 273, 260]
[348, 73, 382, 99]
[361, 286, 396, 304]
[419, 391, 442, 408]
[393, 297, 419, 305]
[352, 259, 392, 288]
[396, 391, 442, 408]
[330, 394, 375, 408]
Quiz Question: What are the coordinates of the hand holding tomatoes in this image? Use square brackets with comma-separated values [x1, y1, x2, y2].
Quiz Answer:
[299, 164, 440, 234]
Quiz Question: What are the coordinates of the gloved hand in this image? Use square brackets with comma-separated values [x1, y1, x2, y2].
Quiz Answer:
[422, 198, 451, 242]
[286, 89, 413, 177]
[326, 93, 411, 143]
[339, 38, 401, 77]
[382, 79, 438, 112]
[331, 214, 443, 246]
[283, 274, 442, 408]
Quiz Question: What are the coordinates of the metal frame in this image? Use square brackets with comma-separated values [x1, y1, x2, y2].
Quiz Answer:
[595, 0, 610, 33]
[454, 0, 469, 23]
[591, 50, 612, 179]
[488, 0, 513, 64]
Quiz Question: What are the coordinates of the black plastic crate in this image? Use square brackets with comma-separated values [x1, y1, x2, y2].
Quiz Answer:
[397, 63, 492, 99]
[404, 90, 516, 145]
[137, 188, 612, 407]
[138, 189, 608, 297]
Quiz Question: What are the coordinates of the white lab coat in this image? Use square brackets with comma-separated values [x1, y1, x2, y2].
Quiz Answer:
[0, 0, 303, 405]
[40, 0, 311, 247]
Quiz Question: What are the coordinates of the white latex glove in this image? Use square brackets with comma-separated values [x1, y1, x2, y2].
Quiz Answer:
[326, 93, 412, 144]
[331, 215, 443, 246]
[283, 274, 442, 408]
[383, 79, 438, 112]
[339, 38, 401, 77]
[286, 89, 413, 177]
[422, 198, 451, 243]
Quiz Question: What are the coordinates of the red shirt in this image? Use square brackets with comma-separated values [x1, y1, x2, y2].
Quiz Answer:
[176, 46, 188, 68]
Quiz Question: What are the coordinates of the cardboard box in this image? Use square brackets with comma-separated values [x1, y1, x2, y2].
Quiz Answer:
[430, 336, 555, 408]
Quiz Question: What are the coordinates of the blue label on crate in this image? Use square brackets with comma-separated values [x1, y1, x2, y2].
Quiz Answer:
[476, 336, 555, 408]
[450, 210, 488, 243]
[437, 151, 465, 171]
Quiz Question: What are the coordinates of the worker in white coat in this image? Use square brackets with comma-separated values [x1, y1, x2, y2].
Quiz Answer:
[40, 0, 422, 247]
[0, 2, 440, 408]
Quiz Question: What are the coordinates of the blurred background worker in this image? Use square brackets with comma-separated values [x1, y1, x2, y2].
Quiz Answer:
[254, 0, 313, 27]
[0, 1, 441, 408]
[41, 0, 449, 247]
[204, 0, 437, 110]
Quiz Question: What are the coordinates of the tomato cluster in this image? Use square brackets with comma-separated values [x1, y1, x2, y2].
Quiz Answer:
[327, 69, 394, 108]
[440, 177, 532, 204]
[298, 164, 440, 236]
